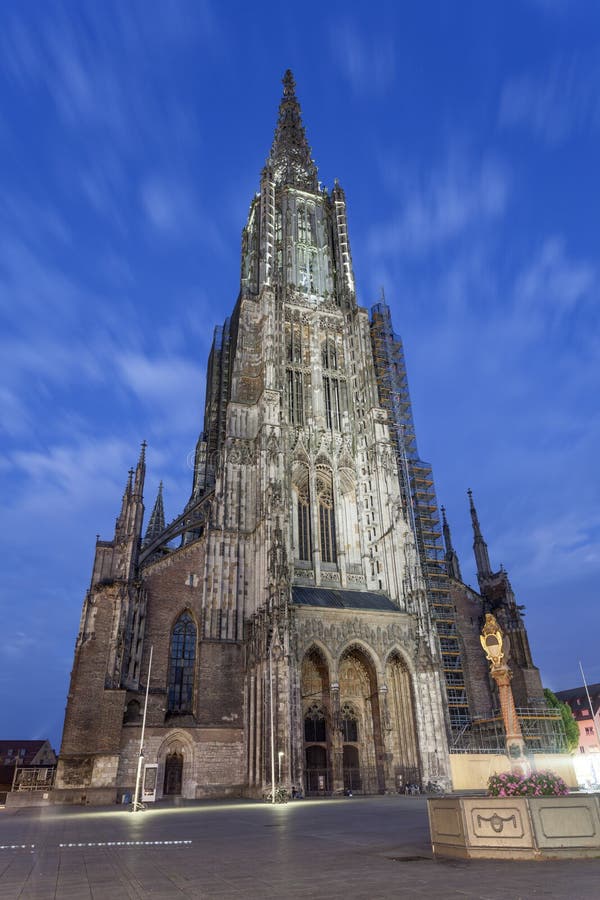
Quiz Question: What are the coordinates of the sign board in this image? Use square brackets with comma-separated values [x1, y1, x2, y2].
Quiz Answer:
[142, 764, 158, 802]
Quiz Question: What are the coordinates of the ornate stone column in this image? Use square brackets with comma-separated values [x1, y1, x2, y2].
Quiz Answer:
[480, 613, 530, 775]
[329, 681, 344, 794]
[378, 683, 396, 792]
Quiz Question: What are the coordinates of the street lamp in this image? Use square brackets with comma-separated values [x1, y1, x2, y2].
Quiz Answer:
[132, 645, 153, 813]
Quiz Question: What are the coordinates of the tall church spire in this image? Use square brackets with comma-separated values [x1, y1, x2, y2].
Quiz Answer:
[144, 481, 165, 546]
[268, 69, 318, 191]
[468, 489, 492, 579]
[133, 440, 146, 498]
[441, 506, 462, 582]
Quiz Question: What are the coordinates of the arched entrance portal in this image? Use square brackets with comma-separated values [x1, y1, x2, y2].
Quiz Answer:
[301, 647, 331, 795]
[163, 751, 183, 796]
[338, 645, 385, 793]
[386, 651, 420, 788]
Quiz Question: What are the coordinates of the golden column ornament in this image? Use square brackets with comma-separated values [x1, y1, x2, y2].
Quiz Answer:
[480, 614, 530, 775]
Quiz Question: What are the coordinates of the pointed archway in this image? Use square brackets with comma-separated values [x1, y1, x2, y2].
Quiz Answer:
[386, 651, 420, 788]
[163, 750, 183, 796]
[301, 646, 331, 794]
[338, 644, 384, 794]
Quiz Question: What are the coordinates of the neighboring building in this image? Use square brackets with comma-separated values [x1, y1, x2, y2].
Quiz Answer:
[0, 741, 56, 767]
[556, 684, 600, 785]
[441, 500, 561, 754]
[53, 72, 552, 804]
[0, 741, 57, 803]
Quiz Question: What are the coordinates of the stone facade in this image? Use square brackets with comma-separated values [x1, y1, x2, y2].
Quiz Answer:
[57, 72, 534, 804]
[442, 496, 545, 724]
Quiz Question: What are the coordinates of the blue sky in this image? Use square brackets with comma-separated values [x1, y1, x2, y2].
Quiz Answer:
[0, 0, 598, 749]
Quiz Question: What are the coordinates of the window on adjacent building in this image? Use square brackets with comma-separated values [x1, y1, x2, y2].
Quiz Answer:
[167, 612, 197, 715]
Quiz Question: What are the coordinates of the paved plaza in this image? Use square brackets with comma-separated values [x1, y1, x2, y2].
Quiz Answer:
[1, 795, 599, 899]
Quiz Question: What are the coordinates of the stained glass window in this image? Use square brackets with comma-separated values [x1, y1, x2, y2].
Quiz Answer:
[167, 612, 197, 714]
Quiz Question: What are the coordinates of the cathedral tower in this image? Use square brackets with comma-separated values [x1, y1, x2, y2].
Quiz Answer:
[55, 72, 451, 803]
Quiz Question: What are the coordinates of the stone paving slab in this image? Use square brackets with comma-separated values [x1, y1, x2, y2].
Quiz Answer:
[1, 796, 599, 898]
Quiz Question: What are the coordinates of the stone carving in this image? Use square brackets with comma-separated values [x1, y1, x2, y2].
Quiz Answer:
[347, 574, 366, 586]
[229, 439, 256, 465]
[476, 813, 517, 834]
[266, 430, 280, 462]
[320, 571, 340, 583]
[296, 616, 413, 660]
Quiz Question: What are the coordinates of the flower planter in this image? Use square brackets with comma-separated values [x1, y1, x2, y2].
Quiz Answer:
[428, 794, 600, 860]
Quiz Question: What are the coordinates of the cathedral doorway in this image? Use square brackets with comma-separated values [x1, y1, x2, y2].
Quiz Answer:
[305, 745, 329, 793]
[385, 652, 420, 787]
[301, 647, 331, 795]
[342, 745, 360, 792]
[163, 751, 183, 796]
[338, 645, 384, 793]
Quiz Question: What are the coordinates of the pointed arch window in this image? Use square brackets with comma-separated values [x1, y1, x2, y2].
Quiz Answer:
[287, 369, 304, 425]
[322, 337, 338, 370]
[317, 469, 337, 564]
[321, 337, 347, 429]
[298, 489, 312, 561]
[341, 703, 358, 742]
[167, 612, 197, 714]
[304, 703, 327, 742]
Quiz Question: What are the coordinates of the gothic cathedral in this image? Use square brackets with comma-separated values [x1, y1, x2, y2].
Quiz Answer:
[55, 72, 541, 804]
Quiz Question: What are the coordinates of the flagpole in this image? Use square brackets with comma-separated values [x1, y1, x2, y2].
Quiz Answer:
[132, 644, 153, 812]
[579, 660, 600, 747]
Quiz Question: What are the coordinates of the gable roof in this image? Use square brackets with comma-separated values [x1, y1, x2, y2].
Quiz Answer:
[292, 586, 399, 612]
[0, 740, 55, 766]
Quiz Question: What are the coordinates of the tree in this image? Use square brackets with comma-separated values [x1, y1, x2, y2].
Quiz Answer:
[544, 688, 579, 753]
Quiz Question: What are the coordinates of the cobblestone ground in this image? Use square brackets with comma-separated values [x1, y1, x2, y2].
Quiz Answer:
[1, 796, 599, 899]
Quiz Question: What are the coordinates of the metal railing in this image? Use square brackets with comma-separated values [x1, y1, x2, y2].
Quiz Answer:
[12, 766, 56, 792]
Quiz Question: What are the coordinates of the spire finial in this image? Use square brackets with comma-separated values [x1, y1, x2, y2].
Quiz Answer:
[468, 488, 492, 579]
[133, 441, 146, 498]
[283, 69, 296, 96]
[268, 70, 318, 190]
[441, 504, 462, 581]
[143, 479, 166, 546]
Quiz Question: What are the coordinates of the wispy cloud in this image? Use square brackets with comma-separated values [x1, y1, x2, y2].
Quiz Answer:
[116, 351, 205, 433]
[331, 20, 395, 97]
[368, 152, 509, 257]
[0, 1, 218, 155]
[139, 174, 227, 253]
[0, 387, 31, 438]
[511, 237, 596, 338]
[499, 55, 600, 144]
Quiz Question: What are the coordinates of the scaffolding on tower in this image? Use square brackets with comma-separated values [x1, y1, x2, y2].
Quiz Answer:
[370, 301, 470, 731]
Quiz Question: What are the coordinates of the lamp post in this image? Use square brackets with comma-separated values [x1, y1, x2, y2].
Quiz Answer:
[269, 640, 277, 803]
[132, 644, 153, 812]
